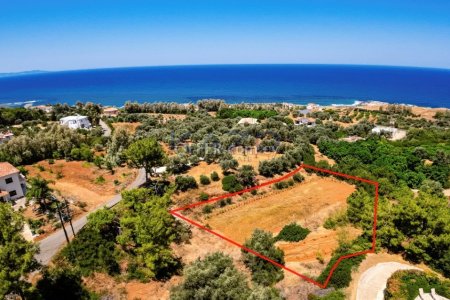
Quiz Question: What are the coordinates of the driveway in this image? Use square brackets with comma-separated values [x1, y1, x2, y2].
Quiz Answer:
[99, 119, 112, 137]
[35, 168, 146, 265]
[356, 262, 421, 300]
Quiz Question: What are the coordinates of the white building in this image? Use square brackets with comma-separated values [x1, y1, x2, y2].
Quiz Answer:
[0, 162, 26, 202]
[59, 115, 92, 130]
[238, 118, 258, 125]
[371, 126, 406, 141]
[0, 131, 14, 144]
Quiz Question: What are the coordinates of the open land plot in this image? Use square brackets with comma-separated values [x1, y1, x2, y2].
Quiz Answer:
[111, 122, 141, 134]
[24, 160, 137, 237]
[207, 176, 356, 243]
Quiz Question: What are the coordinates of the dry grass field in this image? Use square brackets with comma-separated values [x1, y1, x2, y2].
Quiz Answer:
[111, 122, 141, 134]
[207, 176, 356, 243]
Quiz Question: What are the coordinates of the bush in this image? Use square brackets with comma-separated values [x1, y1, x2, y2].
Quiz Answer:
[199, 175, 211, 185]
[199, 192, 209, 201]
[275, 223, 310, 242]
[175, 175, 198, 192]
[94, 175, 105, 184]
[222, 175, 243, 192]
[293, 173, 304, 182]
[210, 171, 220, 181]
[202, 205, 213, 214]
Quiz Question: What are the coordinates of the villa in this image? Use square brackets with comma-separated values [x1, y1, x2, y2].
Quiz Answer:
[102, 106, 120, 117]
[238, 118, 258, 125]
[59, 115, 92, 130]
[371, 125, 407, 140]
[0, 131, 14, 144]
[0, 162, 27, 202]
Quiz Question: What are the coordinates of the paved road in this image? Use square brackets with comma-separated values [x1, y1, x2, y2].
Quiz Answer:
[35, 168, 146, 265]
[99, 119, 111, 137]
[356, 262, 420, 300]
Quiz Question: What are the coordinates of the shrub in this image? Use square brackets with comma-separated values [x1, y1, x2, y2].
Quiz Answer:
[222, 175, 243, 192]
[202, 205, 213, 214]
[199, 175, 211, 185]
[275, 223, 310, 242]
[94, 175, 105, 184]
[175, 175, 198, 192]
[210, 171, 220, 181]
[48, 159, 55, 165]
[199, 192, 209, 201]
[293, 173, 304, 182]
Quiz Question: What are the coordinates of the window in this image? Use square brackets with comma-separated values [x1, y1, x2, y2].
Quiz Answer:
[9, 190, 17, 197]
[5, 177, 13, 184]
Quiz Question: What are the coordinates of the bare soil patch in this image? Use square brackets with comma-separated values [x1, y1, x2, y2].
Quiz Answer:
[112, 122, 141, 134]
[24, 160, 137, 239]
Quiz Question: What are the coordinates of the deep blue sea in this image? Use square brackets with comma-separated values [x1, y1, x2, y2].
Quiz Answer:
[0, 64, 449, 108]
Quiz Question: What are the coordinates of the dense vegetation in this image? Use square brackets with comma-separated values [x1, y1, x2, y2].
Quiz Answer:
[242, 229, 285, 285]
[385, 270, 450, 300]
[217, 108, 278, 120]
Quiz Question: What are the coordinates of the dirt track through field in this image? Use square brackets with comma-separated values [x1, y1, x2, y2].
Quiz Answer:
[207, 177, 356, 244]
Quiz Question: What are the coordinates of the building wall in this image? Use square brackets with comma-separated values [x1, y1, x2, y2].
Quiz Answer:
[0, 172, 25, 201]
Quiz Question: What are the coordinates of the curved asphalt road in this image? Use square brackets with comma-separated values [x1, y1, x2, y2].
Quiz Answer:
[35, 168, 146, 265]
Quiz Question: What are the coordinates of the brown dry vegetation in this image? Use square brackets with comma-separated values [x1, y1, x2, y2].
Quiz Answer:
[206, 176, 355, 243]
[24, 160, 137, 239]
[111, 122, 141, 134]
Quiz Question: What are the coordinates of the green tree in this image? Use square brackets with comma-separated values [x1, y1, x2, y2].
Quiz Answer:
[0, 203, 39, 298]
[35, 266, 93, 300]
[26, 176, 54, 212]
[116, 188, 183, 281]
[124, 137, 166, 181]
[236, 165, 257, 187]
[170, 252, 251, 300]
[242, 229, 285, 285]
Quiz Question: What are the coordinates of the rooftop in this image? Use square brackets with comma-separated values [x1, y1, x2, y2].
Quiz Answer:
[60, 115, 89, 121]
[238, 118, 258, 125]
[0, 162, 20, 177]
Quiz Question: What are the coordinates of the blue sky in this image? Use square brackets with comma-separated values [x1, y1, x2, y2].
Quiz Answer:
[1, 0, 449, 72]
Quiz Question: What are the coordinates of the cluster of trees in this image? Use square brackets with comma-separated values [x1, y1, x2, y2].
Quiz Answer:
[124, 101, 196, 114]
[61, 187, 190, 282]
[170, 252, 283, 300]
[0, 124, 98, 165]
[318, 137, 450, 188]
[197, 99, 225, 111]
[259, 143, 314, 177]
[217, 108, 278, 120]
[0, 107, 48, 126]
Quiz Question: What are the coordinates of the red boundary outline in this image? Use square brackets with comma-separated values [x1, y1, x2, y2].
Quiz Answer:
[169, 163, 379, 289]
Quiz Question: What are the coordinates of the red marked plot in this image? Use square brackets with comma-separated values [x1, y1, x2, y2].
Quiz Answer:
[169, 164, 379, 289]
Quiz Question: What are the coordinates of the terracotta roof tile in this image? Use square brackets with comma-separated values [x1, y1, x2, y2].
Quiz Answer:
[0, 162, 20, 177]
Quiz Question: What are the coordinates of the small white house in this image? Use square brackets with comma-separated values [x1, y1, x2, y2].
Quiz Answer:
[371, 126, 406, 141]
[0, 131, 14, 144]
[0, 162, 26, 202]
[60, 115, 92, 130]
[238, 118, 258, 125]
